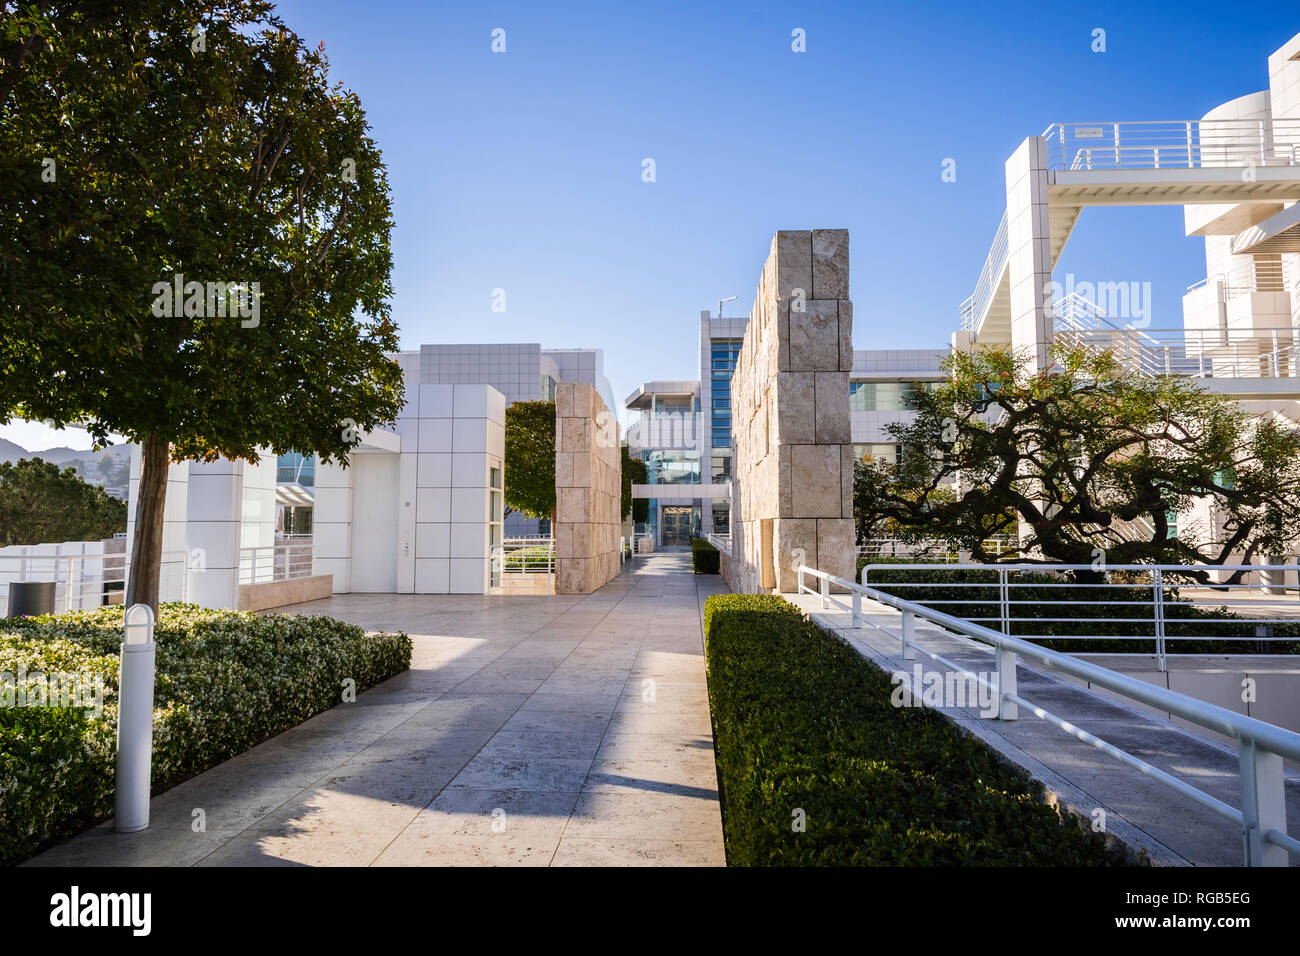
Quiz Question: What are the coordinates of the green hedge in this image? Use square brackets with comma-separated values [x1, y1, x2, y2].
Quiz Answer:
[503, 545, 553, 571]
[0, 603, 411, 866]
[691, 537, 720, 574]
[704, 593, 1129, 866]
[855, 558, 1300, 655]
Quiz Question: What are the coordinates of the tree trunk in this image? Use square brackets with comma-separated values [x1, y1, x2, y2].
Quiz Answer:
[125, 433, 170, 613]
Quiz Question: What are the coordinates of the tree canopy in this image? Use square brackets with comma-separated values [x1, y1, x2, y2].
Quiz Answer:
[0, 458, 127, 546]
[504, 400, 555, 519]
[854, 343, 1300, 580]
[0, 2, 404, 607]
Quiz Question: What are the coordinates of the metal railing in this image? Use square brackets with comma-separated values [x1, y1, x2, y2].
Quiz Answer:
[859, 563, 1300, 672]
[706, 532, 731, 553]
[238, 542, 314, 586]
[796, 563, 1300, 865]
[489, 537, 554, 594]
[1055, 322, 1298, 379]
[1043, 119, 1300, 172]
[857, 536, 1017, 562]
[1054, 291, 1298, 379]
[959, 210, 1008, 332]
[1, 550, 189, 613]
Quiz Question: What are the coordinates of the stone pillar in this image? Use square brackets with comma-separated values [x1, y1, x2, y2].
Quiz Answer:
[1006, 136, 1054, 371]
[554, 382, 621, 594]
[730, 229, 855, 593]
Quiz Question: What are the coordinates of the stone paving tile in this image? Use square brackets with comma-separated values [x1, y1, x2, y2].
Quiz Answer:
[27, 553, 725, 868]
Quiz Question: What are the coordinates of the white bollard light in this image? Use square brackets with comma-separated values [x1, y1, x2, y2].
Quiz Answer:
[115, 603, 156, 833]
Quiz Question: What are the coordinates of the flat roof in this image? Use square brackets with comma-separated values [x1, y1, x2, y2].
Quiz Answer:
[624, 380, 699, 410]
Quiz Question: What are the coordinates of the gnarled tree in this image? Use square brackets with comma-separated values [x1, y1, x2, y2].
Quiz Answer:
[854, 344, 1300, 581]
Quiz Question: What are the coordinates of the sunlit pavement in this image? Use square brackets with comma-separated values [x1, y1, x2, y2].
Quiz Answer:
[27, 553, 727, 867]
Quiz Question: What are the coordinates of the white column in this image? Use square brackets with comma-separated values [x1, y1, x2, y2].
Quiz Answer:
[185, 459, 244, 609]
[313, 459, 354, 592]
[1006, 136, 1054, 370]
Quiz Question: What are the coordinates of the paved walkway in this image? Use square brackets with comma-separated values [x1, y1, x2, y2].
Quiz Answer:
[788, 590, 1300, 866]
[29, 553, 727, 867]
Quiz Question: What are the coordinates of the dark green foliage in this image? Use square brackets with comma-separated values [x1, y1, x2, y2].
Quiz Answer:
[856, 558, 1300, 654]
[504, 401, 556, 519]
[0, 1, 405, 605]
[691, 537, 720, 574]
[621, 444, 647, 521]
[703, 593, 1129, 866]
[0, 458, 127, 545]
[855, 345, 1300, 577]
[0, 604, 410, 865]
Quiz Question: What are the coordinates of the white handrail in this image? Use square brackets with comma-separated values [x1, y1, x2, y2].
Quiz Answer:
[796, 562, 1300, 865]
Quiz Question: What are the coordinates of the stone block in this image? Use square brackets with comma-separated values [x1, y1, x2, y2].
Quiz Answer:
[812, 229, 849, 300]
[775, 517, 818, 592]
[814, 372, 851, 443]
[789, 299, 840, 372]
[556, 452, 574, 488]
[560, 417, 588, 454]
[774, 230, 812, 302]
[790, 444, 842, 518]
[555, 385, 575, 418]
[837, 299, 854, 372]
[775, 372, 816, 444]
[816, 518, 856, 584]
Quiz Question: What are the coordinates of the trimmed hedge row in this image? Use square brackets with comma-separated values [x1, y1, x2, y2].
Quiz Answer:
[703, 593, 1129, 866]
[855, 559, 1300, 655]
[0, 604, 411, 866]
[691, 537, 720, 574]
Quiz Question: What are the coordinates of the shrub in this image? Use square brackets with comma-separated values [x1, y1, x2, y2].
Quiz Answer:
[691, 537, 720, 574]
[0, 603, 411, 865]
[503, 545, 553, 571]
[703, 593, 1128, 866]
[855, 558, 1300, 655]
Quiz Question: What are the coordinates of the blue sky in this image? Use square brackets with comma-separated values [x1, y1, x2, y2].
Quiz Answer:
[7, 1, 1299, 449]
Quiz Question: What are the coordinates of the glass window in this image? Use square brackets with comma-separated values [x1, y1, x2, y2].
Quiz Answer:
[854, 443, 901, 464]
[849, 381, 933, 412]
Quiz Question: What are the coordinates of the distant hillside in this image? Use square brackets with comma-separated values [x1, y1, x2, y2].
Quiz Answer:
[0, 440, 133, 498]
[0, 438, 27, 461]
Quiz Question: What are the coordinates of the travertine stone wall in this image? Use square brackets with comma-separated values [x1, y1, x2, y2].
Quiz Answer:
[728, 230, 855, 593]
[554, 382, 622, 594]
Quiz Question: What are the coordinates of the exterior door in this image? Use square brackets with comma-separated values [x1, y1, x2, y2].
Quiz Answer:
[661, 506, 693, 547]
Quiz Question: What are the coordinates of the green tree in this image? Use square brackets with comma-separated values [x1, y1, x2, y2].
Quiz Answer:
[504, 400, 556, 519]
[621, 443, 647, 522]
[854, 344, 1300, 581]
[0, 2, 403, 609]
[0, 458, 127, 546]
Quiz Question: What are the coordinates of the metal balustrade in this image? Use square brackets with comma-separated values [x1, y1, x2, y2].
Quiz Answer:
[1043, 120, 1300, 172]
[959, 210, 1008, 332]
[489, 537, 554, 594]
[1, 550, 189, 612]
[238, 542, 314, 586]
[795, 562, 1300, 865]
[859, 562, 1300, 672]
[857, 536, 1017, 562]
[1053, 291, 1298, 379]
[706, 532, 730, 553]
